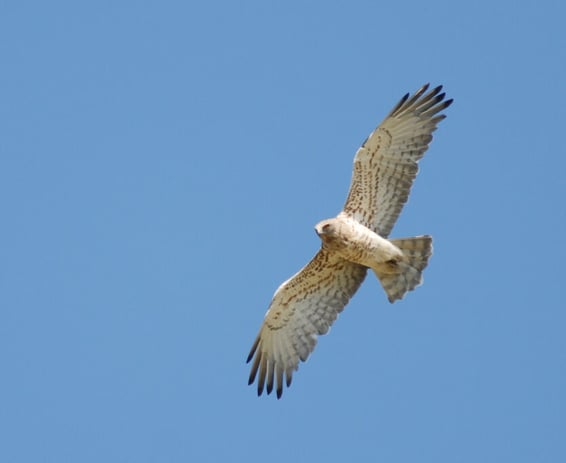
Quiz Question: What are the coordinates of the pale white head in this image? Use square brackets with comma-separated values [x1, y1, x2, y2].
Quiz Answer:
[314, 218, 339, 238]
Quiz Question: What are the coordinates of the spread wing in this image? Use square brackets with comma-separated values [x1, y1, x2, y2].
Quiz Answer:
[247, 249, 367, 398]
[342, 84, 453, 237]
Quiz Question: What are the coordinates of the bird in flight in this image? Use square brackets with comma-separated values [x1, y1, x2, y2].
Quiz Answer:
[247, 84, 453, 398]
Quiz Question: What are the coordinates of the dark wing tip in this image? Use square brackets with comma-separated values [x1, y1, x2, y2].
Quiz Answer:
[431, 84, 443, 95]
[248, 362, 258, 385]
[388, 83, 445, 119]
[384, 91, 411, 120]
[286, 371, 293, 388]
[246, 335, 260, 363]
[247, 345, 261, 385]
[257, 375, 265, 396]
[419, 83, 431, 93]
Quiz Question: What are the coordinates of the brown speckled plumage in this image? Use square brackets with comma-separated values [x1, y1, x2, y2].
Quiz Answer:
[247, 84, 452, 398]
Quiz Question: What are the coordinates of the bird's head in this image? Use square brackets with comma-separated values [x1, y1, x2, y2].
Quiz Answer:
[315, 219, 338, 238]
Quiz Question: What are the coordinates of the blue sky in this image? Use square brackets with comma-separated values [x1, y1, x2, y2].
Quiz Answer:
[1, 1, 565, 461]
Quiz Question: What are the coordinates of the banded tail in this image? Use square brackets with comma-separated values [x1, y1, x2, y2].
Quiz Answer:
[372, 236, 433, 303]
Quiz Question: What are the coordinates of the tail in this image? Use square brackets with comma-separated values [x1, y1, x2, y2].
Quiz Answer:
[372, 236, 433, 303]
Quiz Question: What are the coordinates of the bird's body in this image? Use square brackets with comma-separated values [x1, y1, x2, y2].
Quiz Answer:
[315, 215, 404, 268]
[316, 216, 432, 303]
[247, 84, 453, 398]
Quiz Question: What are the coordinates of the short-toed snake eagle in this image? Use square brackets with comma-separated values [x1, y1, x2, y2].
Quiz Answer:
[247, 84, 453, 398]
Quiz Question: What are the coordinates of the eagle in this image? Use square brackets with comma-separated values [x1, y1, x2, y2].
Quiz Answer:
[247, 84, 453, 398]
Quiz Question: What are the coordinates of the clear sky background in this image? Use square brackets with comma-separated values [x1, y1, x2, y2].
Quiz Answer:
[1, 1, 565, 462]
